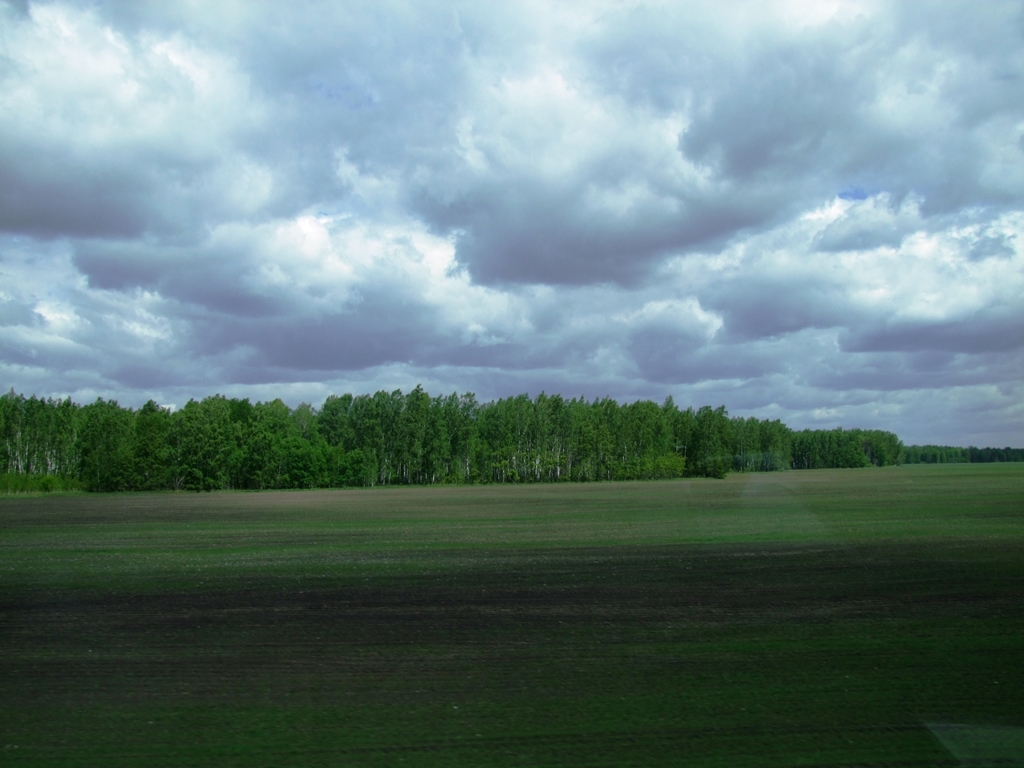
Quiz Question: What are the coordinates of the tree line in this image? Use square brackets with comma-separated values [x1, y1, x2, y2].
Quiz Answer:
[903, 445, 1024, 464]
[2, 387, 908, 493]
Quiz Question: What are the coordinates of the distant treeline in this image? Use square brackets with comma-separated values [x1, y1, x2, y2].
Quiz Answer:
[2, 387, 904, 492]
[903, 445, 1024, 464]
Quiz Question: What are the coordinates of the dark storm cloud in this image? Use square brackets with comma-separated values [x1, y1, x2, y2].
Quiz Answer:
[0, 143, 155, 239]
[700, 276, 857, 341]
[73, 240, 287, 317]
[631, 341, 790, 387]
[677, 41, 863, 185]
[842, 308, 1024, 355]
[422, 189, 755, 287]
[196, 300, 444, 374]
[0, 140, 330, 242]
[188, 297, 566, 379]
[73, 241, 172, 292]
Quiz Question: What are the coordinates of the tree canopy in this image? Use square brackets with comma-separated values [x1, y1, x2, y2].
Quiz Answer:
[0, 387, 938, 493]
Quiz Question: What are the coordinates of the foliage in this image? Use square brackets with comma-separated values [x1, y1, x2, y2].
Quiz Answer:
[10, 385, 1011, 492]
[790, 427, 903, 470]
[78, 398, 136, 492]
[902, 444, 1024, 464]
[0, 472, 82, 493]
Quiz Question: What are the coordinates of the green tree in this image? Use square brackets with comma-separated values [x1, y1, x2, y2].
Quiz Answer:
[134, 400, 171, 490]
[78, 399, 136, 492]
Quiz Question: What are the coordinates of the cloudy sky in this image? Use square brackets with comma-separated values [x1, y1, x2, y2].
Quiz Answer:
[1, 0, 1022, 445]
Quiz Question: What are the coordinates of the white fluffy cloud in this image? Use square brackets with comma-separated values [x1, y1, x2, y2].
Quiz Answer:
[0, 0, 1022, 445]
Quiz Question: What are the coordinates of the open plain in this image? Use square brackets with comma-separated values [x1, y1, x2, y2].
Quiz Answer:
[2, 464, 1023, 766]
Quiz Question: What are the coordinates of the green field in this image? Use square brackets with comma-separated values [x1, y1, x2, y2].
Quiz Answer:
[2, 464, 1023, 766]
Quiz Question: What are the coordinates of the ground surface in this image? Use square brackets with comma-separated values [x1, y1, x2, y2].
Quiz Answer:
[2, 464, 1022, 766]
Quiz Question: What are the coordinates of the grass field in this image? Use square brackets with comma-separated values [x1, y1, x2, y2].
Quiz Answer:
[2, 464, 1023, 766]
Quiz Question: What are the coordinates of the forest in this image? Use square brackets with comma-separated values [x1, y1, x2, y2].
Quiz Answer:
[0, 387, 917, 493]
[902, 444, 1024, 464]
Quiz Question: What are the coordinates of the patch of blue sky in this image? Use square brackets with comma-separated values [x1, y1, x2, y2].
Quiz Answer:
[837, 186, 874, 201]
[310, 78, 378, 109]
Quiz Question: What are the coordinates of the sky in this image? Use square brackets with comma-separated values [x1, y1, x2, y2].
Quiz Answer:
[1, 0, 1022, 446]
